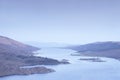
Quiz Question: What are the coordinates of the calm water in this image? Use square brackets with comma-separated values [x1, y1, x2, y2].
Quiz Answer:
[1, 48, 120, 80]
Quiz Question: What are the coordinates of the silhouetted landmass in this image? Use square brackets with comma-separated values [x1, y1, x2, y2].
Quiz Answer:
[0, 36, 69, 77]
[69, 42, 120, 60]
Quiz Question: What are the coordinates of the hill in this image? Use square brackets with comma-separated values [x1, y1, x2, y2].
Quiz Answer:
[0, 36, 39, 55]
[0, 36, 68, 77]
[69, 42, 120, 60]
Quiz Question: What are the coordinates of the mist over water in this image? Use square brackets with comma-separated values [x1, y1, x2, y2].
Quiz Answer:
[1, 0, 120, 80]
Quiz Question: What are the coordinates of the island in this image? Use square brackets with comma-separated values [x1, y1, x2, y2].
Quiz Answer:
[79, 57, 105, 62]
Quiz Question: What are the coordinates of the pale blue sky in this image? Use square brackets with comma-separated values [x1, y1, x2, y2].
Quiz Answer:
[0, 0, 120, 44]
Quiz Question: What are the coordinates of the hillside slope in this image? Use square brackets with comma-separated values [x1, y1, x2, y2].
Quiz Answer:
[70, 42, 120, 59]
[0, 36, 68, 77]
[0, 36, 39, 55]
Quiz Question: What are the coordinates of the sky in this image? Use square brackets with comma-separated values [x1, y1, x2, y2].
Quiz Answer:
[0, 0, 120, 44]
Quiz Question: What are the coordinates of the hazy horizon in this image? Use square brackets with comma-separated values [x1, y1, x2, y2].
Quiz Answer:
[1, 0, 120, 44]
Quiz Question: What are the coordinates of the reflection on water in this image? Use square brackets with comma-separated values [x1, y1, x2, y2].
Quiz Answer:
[1, 48, 120, 80]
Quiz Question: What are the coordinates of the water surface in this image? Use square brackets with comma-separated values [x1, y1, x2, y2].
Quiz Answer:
[1, 48, 120, 80]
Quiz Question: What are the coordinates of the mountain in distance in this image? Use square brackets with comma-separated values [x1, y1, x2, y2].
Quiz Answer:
[0, 36, 68, 77]
[26, 41, 71, 48]
[69, 41, 120, 60]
